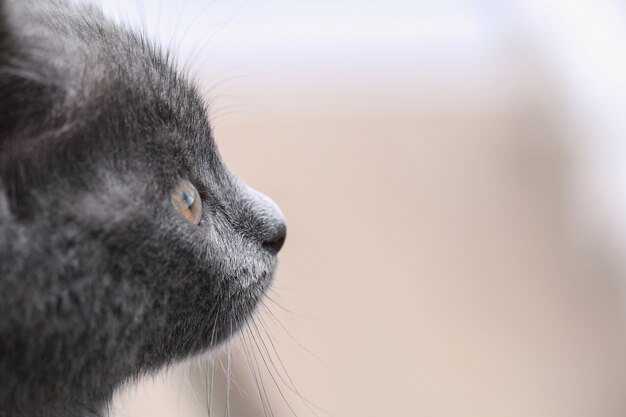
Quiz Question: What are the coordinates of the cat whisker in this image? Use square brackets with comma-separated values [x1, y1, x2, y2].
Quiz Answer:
[133, 0, 148, 39]
[254, 315, 329, 417]
[225, 310, 234, 417]
[166, 0, 190, 55]
[263, 293, 314, 320]
[206, 305, 222, 417]
[267, 279, 307, 295]
[186, 362, 197, 408]
[155, 0, 163, 41]
[201, 359, 210, 417]
[203, 73, 260, 96]
[183, 0, 250, 75]
[260, 300, 326, 367]
[245, 319, 301, 417]
[241, 324, 275, 417]
[208, 109, 245, 125]
[201, 73, 259, 115]
[174, 0, 220, 63]
[250, 316, 298, 393]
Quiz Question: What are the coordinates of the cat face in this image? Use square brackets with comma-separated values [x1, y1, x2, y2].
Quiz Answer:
[0, 1, 285, 416]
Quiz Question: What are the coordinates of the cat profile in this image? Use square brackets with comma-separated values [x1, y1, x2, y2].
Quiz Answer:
[0, 1, 286, 416]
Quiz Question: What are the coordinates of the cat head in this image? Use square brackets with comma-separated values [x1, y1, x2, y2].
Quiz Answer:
[0, 1, 286, 415]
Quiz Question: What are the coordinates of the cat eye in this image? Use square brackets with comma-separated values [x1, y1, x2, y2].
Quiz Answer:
[171, 179, 202, 225]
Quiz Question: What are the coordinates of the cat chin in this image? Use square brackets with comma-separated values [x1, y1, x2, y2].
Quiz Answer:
[203, 266, 276, 342]
[233, 269, 275, 321]
[242, 266, 276, 293]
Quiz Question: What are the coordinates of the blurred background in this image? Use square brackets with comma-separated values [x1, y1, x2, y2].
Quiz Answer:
[86, 0, 626, 416]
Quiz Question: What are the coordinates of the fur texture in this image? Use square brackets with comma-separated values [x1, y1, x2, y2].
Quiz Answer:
[0, 1, 286, 416]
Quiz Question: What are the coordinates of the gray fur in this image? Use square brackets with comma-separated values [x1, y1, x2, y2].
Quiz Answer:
[0, 1, 286, 416]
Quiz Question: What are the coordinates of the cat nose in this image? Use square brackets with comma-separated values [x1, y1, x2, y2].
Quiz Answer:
[243, 185, 287, 254]
[263, 222, 286, 254]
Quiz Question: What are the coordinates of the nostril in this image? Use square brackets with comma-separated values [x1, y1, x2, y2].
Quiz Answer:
[263, 223, 286, 254]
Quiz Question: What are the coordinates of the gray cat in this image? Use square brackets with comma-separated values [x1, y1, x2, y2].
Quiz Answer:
[0, 1, 286, 416]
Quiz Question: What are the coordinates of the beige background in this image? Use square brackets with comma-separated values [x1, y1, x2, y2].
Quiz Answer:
[100, 1, 626, 416]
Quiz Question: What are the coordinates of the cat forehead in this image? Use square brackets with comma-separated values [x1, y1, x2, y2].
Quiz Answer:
[5, 0, 213, 152]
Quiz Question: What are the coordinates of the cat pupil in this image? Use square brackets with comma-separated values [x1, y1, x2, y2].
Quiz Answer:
[182, 191, 194, 209]
[170, 180, 202, 224]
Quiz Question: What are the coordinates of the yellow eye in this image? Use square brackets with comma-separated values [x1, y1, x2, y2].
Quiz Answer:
[171, 179, 202, 225]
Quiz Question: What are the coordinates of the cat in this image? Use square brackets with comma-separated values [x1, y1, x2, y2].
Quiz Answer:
[0, 0, 286, 416]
